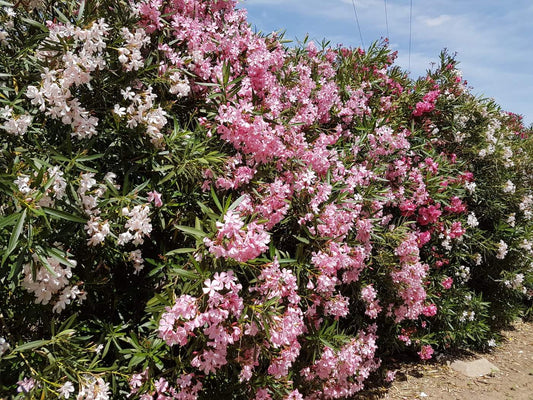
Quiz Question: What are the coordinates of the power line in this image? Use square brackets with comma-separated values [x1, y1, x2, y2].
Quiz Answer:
[384, 0, 389, 40]
[408, 0, 413, 71]
[351, 0, 365, 49]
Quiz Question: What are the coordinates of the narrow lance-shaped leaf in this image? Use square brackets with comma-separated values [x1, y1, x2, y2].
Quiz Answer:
[43, 207, 86, 223]
[2, 209, 26, 267]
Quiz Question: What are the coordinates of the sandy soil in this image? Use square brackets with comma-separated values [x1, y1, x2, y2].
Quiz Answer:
[355, 320, 533, 400]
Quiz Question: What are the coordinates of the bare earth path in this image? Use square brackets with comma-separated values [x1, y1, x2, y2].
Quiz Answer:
[356, 320, 533, 400]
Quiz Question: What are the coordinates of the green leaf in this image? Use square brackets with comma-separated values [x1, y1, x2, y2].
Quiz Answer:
[2, 209, 26, 266]
[175, 225, 206, 239]
[0, 213, 19, 230]
[165, 248, 196, 256]
[37, 246, 76, 268]
[293, 235, 310, 244]
[211, 186, 223, 213]
[128, 354, 146, 368]
[227, 195, 247, 212]
[8, 251, 25, 280]
[76, 153, 105, 162]
[53, 7, 71, 24]
[77, 0, 86, 22]
[13, 339, 51, 353]
[36, 252, 59, 277]
[20, 17, 47, 31]
[43, 207, 86, 223]
[170, 268, 199, 280]
[129, 180, 150, 196]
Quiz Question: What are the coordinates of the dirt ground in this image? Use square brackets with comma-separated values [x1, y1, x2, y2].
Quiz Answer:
[356, 320, 533, 400]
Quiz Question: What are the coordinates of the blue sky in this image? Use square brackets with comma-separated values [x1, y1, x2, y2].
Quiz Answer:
[239, 0, 533, 126]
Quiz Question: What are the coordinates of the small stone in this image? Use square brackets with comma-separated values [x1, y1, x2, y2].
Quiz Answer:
[450, 358, 500, 377]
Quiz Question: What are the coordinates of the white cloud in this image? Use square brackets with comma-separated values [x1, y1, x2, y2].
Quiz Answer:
[422, 14, 452, 27]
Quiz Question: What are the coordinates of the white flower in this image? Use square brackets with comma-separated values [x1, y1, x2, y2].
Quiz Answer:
[53, 285, 86, 313]
[496, 240, 508, 259]
[121, 86, 135, 100]
[1, 112, 32, 136]
[520, 239, 532, 252]
[58, 381, 75, 398]
[503, 180, 515, 194]
[465, 181, 476, 194]
[48, 166, 67, 199]
[14, 174, 32, 194]
[78, 173, 96, 195]
[506, 213, 516, 227]
[4, 7, 15, 18]
[117, 231, 133, 246]
[128, 249, 144, 274]
[17, 377, 35, 393]
[77, 376, 110, 400]
[454, 130, 467, 143]
[467, 213, 479, 227]
[455, 265, 471, 282]
[122, 205, 152, 246]
[113, 104, 126, 117]
[0, 29, 8, 44]
[85, 217, 110, 246]
[22, 251, 77, 311]
[169, 72, 191, 98]
[502, 146, 513, 160]
[0, 337, 10, 356]
[118, 27, 149, 71]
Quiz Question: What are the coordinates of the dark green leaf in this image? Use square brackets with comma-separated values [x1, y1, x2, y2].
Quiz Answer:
[43, 207, 86, 223]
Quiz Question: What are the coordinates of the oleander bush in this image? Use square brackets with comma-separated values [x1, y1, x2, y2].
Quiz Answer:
[0, 0, 532, 399]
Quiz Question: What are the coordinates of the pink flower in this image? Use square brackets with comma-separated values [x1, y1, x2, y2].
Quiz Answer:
[423, 157, 439, 174]
[412, 90, 440, 116]
[417, 204, 442, 226]
[445, 196, 467, 214]
[17, 377, 36, 393]
[155, 377, 168, 392]
[417, 231, 431, 247]
[441, 276, 453, 289]
[385, 370, 397, 382]
[418, 344, 434, 360]
[255, 388, 272, 400]
[203, 277, 224, 297]
[422, 304, 438, 317]
[448, 221, 465, 239]
[284, 390, 304, 400]
[147, 190, 163, 207]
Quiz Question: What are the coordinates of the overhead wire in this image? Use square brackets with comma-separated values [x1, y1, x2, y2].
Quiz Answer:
[384, 0, 389, 40]
[351, 0, 365, 49]
[408, 0, 413, 72]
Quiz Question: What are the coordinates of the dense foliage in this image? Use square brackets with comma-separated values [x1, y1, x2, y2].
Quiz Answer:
[0, 0, 532, 398]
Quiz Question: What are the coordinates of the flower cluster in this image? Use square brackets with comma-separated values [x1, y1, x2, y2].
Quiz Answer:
[26, 19, 109, 139]
[76, 376, 110, 400]
[21, 252, 85, 313]
[0, 106, 32, 136]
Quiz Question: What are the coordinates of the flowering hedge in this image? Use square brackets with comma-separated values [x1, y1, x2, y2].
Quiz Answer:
[0, 0, 532, 399]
